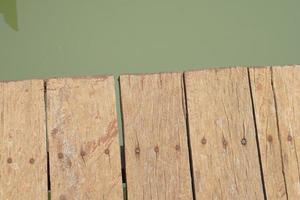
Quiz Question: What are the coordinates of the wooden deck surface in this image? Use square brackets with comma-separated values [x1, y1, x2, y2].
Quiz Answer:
[0, 80, 47, 199]
[0, 65, 300, 200]
[120, 73, 193, 200]
[185, 68, 264, 199]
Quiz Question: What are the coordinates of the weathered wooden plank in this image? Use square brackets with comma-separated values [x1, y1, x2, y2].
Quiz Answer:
[249, 67, 287, 199]
[185, 68, 264, 199]
[120, 73, 193, 200]
[271, 65, 300, 199]
[0, 80, 47, 199]
[47, 76, 123, 200]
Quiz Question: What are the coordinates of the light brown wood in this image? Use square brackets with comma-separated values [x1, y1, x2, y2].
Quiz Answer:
[47, 76, 123, 200]
[120, 73, 193, 200]
[249, 67, 287, 199]
[185, 68, 264, 199]
[271, 65, 300, 199]
[0, 80, 47, 199]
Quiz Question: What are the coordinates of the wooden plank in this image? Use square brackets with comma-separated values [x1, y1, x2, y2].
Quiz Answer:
[0, 80, 47, 199]
[120, 73, 193, 200]
[249, 67, 287, 199]
[185, 68, 265, 199]
[47, 76, 123, 200]
[271, 65, 300, 199]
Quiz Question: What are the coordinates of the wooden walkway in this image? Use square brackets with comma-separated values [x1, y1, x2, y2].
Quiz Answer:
[0, 65, 299, 199]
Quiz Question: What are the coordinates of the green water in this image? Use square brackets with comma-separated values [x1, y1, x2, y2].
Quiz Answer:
[1, 0, 300, 81]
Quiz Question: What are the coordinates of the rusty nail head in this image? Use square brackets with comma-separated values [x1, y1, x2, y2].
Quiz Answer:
[7, 157, 12, 164]
[80, 150, 86, 157]
[288, 135, 293, 141]
[201, 137, 207, 145]
[58, 152, 64, 159]
[223, 139, 228, 147]
[29, 158, 35, 164]
[175, 144, 180, 150]
[104, 149, 110, 155]
[267, 135, 273, 142]
[241, 138, 247, 145]
[135, 147, 140, 154]
[154, 146, 159, 153]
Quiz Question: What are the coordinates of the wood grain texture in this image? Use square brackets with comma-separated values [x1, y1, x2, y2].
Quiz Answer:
[185, 68, 264, 199]
[0, 80, 47, 199]
[120, 73, 193, 200]
[47, 76, 123, 200]
[271, 65, 300, 199]
[249, 67, 287, 199]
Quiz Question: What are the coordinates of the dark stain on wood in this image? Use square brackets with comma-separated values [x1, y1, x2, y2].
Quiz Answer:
[51, 128, 59, 135]
[99, 119, 118, 147]
[222, 138, 228, 149]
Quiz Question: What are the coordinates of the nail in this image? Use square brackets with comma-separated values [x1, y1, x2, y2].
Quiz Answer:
[80, 150, 86, 157]
[7, 157, 12, 164]
[241, 138, 247, 145]
[58, 152, 64, 159]
[222, 139, 228, 148]
[29, 158, 35, 164]
[154, 146, 159, 153]
[135, 147, 140, 154]
[267, 135, 273, 142]
[104, 149, 110, 155]
[201, 137, 207, 145]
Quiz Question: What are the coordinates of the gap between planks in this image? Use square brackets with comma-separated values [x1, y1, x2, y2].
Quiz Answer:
[182, 73, 197, 200]
[247, 68, 268, 200]
[115, 76, 128, 200]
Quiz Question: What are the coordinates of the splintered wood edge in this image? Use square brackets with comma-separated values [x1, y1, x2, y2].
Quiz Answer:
[46, 75, 114, 82]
